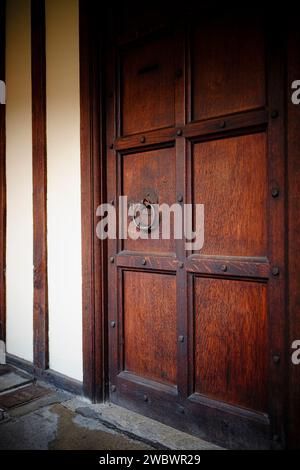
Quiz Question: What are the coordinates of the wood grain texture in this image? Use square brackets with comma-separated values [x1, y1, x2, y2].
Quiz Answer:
[0, 0, 6, 342]
[123, 271, 177, 385]
[31, 0, 48, 369]
[79, 1, 106, 402]
[192, 10, 266, 121]
[107, 7, 276, 449]
[113, 108, 268, 151]
[122, 147, 176, 253]
[183, 109, 268, 140]
[194, 277, 268, 412]
[114, 127, 175, 151]
[121, 32, 177, 135]
[99, 6, 287, 449]
[186, 256, 269, 279]
[193, 133, 268, 257]
[116, 253, 178, 272]
[114, 5, 174, 47]
[266, 26, 287, 447]
[287, 21, 300, 449]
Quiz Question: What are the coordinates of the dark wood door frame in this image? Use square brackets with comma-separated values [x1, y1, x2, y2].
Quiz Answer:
[79, 2, 108, 402]
[79, 3, 300, 448]
[287, 18, 300, 450]
[0, 0, 6, 343]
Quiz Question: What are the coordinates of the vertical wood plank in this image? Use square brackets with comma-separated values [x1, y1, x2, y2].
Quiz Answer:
[174, 29, 188, 400]
[106, 7, 118, 395]
[287, 19, 300, 449]
[266, 22, 287, 448]
[0, 0, 6, 342]
[80, 1, 106, 401]
[31, 0, 48, 370]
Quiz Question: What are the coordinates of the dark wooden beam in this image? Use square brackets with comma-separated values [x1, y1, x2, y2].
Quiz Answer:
[31, 0, 48, 370]
[287, 18, 300, 449]
[79, 1, 107, 402]
[0, 0, 6, 342]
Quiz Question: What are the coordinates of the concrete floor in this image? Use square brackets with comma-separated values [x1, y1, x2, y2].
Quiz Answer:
[0, 365, 221, 450]
[0, 402, 154, 450]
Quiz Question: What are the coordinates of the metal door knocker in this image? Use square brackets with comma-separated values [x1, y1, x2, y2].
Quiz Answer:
[129, 191, 159, 233]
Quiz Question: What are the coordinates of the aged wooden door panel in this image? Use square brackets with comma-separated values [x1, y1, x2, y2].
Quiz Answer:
[105, 7, 286, 449]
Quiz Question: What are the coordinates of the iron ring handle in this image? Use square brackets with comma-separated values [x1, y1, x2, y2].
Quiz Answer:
[132, 201, 157, 232]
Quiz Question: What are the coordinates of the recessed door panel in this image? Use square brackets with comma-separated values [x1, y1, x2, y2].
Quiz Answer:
[123, 271, 177, 386]
[192, 12, 266, 121]
[194, 277, 268, 413]
[193, 133, 268, 257]
[122, 147, 176, 253]
[121, 34, 176, 135]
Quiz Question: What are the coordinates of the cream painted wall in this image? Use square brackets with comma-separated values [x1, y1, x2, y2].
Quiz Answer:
[46, 0, 83, 381]
[6, 0, 33, 362]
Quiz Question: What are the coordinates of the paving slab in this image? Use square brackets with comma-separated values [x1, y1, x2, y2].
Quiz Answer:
[0, 403, 153, 450]
[63, 399, 223, 450]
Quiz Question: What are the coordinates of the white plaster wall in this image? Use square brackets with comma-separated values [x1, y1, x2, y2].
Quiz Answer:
[6, 0, 33, 362]
[46, 0, 83, 381]
[6, 0, 33, 361]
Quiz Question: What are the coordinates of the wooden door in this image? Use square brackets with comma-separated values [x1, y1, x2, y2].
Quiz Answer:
[105, 7, 286, 449]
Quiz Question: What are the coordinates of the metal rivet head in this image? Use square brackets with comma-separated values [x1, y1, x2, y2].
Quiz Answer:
[179, 262, 184, 269]
[273, 355, 280, 364]
[143, 394, 148, 402]
[142, 259, 146, 266]
[110, 321, 116, 328]
[272, 266, 279, 276]
[176, 129, 182, 136]
[271, 110, 279, 119]
[140, 136, 146, 143]
[220, 265, 227, 272]
[111, 385, 116, 392]
[110, 257, 115, 264]
[177, 194, 183, 203]
[271, 187, 280, 198]
[219, 120, 226, 129]
[178, 335, 184, 343]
